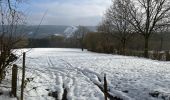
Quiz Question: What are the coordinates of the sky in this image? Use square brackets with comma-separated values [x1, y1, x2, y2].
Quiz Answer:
[20, 0, 112, 26]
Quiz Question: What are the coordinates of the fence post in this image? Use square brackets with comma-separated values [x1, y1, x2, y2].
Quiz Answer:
[11, 64, 18, 97]
[104, 74, 108, 100]
[21, 52, 26, 100]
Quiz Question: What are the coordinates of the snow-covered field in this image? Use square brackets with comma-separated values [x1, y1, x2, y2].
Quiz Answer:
[12, 48, 170, 100]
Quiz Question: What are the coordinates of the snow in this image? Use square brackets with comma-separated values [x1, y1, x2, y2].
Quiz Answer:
[0, 95, 16, 100]
[0, 88, 17, 100]
[2, 48, 170, 100]
[64, 26, 78, 38]
[0, 71, 17, 100]
[53, 33, 63, 37]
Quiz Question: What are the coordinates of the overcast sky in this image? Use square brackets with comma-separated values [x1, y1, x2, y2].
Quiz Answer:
[21, 0, 111, 26]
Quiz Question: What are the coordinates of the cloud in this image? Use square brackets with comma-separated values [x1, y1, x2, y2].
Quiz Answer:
[26, 0, 112, 26]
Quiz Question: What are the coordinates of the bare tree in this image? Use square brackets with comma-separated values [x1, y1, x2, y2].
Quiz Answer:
[98, 20, 114, 53]
[101, 0, 134, 54]
[123, 0, 170, 57]
[0, 0, 25, 82]
[73, 26, 89, 51]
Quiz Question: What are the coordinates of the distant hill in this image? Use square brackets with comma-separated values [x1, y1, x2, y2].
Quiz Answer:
[25, 25, 68, 38]
[5, 25, 96, 38]
[0, 25, 97, 38]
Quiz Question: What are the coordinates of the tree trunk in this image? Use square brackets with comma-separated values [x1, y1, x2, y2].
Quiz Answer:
[144, 37, 149, 58]
[122, 40, 126, 55]
[159, 37, 163, 51]
[121, 39, 126, 55]
[81, 47, 84, 51]
[81, 39, 84, 51]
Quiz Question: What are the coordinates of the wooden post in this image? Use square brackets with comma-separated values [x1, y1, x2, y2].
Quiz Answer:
[104, 74, 108, 100]
[11, 64, 18, 97]
[21, 52, 26, 100]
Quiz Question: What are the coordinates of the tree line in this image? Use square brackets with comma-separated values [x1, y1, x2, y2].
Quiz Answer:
[95, 0, 170, 57]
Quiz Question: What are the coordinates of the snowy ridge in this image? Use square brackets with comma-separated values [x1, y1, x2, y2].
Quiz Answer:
[64, 26, 78, 38]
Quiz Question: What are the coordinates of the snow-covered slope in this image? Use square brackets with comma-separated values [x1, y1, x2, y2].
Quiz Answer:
[64, 26, 78, 38]
[13, 48, 170, 100]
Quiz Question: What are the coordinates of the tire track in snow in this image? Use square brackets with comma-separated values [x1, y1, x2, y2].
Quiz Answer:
[60, 59, 131, 100]
[46, 57, 130, 100]
[47, 58, 104, 99]
[46, 57, 75, 100]
[31, 56, 129, 100]
[59, 59, 115, 99]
